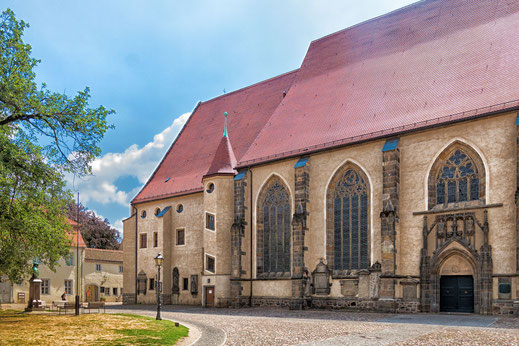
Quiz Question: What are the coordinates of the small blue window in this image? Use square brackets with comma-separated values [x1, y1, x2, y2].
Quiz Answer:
[294, 157, 309, 168]
[156, 206, 171, 218]
[234, 171, 246, 181]
[516, 113, 519, 125]
[165, 177, 170, 182]
[382, 139, 399, 152]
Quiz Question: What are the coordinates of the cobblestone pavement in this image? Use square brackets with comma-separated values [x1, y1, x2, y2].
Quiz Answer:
[108, 305, 519, 345]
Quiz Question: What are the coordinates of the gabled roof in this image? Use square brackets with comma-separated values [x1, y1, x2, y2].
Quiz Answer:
[132, 70, 297, 204]
[204, 135, 237, 177]
[133, 0, 519, 203]
[239, 0, 519, 165]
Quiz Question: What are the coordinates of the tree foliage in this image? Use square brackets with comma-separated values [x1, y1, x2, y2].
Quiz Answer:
[68, 203, 120, 250]
[0, 9, 113, 175]
[0, 9, 114, 282]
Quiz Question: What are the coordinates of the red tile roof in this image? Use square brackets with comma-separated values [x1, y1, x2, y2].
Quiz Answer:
[66, 219, 86, 248]
[240, 0, 519, 165]
[132, 71, 297, 203]
[204, 135, 237, 177]
[85, 248, 123, 263]
[133, 0, 519, 203]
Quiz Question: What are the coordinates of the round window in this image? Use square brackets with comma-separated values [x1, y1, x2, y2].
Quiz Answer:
[155, 208, 161, 216]
[206, 183, 215, 193]
[140, 210, 147, 219]
[176, 204, 183, 213]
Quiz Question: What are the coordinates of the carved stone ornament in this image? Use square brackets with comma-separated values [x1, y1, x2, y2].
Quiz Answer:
[172, 267, 179, 294]
[312, 259, 332, 295]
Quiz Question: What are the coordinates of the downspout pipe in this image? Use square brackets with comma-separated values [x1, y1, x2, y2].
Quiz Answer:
[134, 205, 138, 303]
[249, 167, 253, 307]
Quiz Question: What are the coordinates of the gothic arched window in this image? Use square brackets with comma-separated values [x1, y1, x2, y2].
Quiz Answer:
[429, 144, 485, 209]
[257, 177, 291, 277]
[436, 150, 479, 204]
[326, 165, 370, 275]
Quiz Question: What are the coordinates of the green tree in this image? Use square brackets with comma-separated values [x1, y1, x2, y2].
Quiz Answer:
[0, 9, 114, 282]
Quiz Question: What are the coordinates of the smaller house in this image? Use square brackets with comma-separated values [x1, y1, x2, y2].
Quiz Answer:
[84, 248, 123, 302]
[0, 219, 123, 304]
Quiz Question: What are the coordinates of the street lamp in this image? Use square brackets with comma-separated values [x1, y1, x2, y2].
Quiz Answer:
[154, 253, 164, 320]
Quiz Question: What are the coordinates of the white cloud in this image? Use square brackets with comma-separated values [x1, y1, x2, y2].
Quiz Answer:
[66, 112, 190, 209]
[114, 219, 124, 233]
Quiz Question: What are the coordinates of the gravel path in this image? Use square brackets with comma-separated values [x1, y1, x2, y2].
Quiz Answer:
[109, 305, 519, 345]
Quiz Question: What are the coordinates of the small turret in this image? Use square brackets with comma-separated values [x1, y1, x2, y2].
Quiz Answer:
[204, 112, 237, 178]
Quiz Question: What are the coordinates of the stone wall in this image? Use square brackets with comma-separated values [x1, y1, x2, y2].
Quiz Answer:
[126, 110, 519, 314]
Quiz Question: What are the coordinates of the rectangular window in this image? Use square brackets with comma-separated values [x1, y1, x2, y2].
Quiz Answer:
[149, 278, 155, 291]
[206, 213, 215, 231]
[113, 287, 118, 296]
[206, 255, 215, 273]
[119, 265, 123, 273]
[41, 279, 49, 295]
[65, 252, 75, 266]
[183, 278, 189, 291]
[100, 286, 105, 294]
[106, 287, 110, 296]
[140, 233, 147, 248]
[176, 229, 185, 245]
[153, 232, 158, 247]
[64, 280, 73, 295]
[96, 264, 102, 272]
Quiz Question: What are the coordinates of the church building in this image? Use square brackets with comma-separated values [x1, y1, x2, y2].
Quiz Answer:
[123, 0, 519, 314]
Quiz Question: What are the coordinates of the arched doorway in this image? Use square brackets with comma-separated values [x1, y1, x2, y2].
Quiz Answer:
[439, 253, 474, 313]
[86, 284, 99, 302]
[431, 247, 479, 313]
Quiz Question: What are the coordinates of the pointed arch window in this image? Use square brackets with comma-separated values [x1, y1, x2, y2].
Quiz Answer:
[333, 169, 369, 271]
[326, 165, 370, 275]
[429, 144, 485, 209]
[257, 179, 291, 276]
[436, 150, 479, 205]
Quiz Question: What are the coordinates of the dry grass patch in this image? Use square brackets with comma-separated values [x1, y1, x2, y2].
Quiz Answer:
[0, 310, 188, 345]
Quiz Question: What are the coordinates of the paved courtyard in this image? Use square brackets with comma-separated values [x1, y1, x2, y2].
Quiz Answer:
[108, 305, 519, 345]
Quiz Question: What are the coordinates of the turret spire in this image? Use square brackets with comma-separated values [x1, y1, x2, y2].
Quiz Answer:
[223, 112, 228, 138]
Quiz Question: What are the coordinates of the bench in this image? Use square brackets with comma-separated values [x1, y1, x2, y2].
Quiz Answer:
[57, 302, 75, 315]
[84, 301, 105, 313]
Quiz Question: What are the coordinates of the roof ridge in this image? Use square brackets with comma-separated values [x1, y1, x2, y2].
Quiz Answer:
[85, 248, 123, 252]
[200, 69, 299, 106]
[310, 0, 426, 45]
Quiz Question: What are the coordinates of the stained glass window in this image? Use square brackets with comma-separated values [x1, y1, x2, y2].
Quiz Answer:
[262, 181, 290, 274]
[436, 150, 480, 205]
[333, 169, 369, 271]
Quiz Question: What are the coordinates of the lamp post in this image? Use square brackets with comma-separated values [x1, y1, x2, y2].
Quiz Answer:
[75, 192, 80, 316]
[154, 253, 164, 320]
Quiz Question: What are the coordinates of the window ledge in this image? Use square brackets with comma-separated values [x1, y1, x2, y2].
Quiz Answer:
[255, 273, 291, 280]
[413, 203, 503, 216]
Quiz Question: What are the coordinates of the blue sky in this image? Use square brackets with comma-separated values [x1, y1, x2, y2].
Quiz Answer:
[3, 0, 416, 234]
